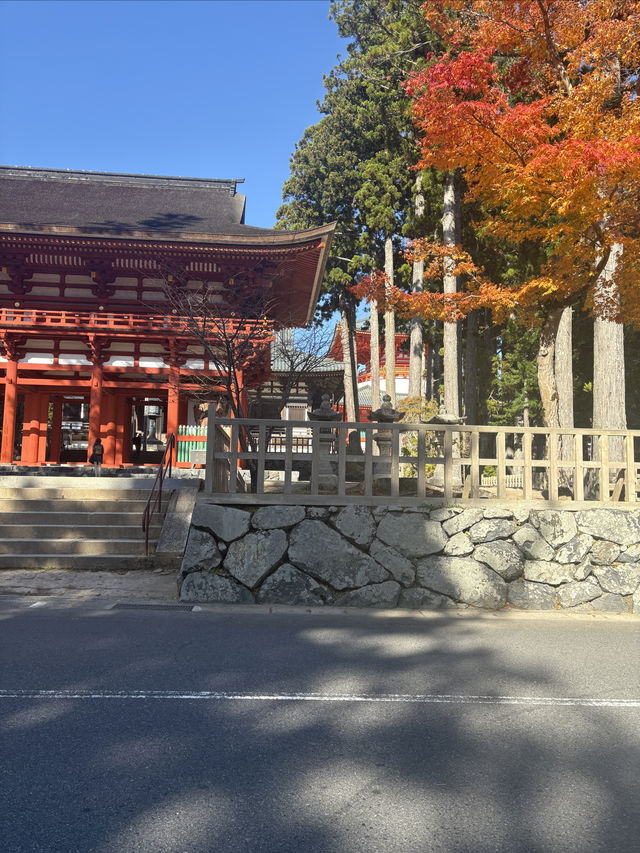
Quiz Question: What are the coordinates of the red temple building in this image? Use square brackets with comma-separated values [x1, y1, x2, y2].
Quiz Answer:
[0, 167, 334, 467]
[327, 323, 423, 418]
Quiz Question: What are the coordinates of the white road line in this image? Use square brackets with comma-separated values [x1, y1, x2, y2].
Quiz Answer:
[0, 689, 639, 708]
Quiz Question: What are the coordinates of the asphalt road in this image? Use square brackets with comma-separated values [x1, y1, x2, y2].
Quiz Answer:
[1, 598, 639, 853]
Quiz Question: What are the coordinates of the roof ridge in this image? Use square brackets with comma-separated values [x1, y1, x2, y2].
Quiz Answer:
[0, 166, 245, 191]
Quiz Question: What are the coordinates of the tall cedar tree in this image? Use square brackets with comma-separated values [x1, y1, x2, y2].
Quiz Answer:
[278, 1, 442, 413]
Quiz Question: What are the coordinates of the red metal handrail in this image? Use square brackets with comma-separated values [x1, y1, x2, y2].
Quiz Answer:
[142, 433, 175, 557]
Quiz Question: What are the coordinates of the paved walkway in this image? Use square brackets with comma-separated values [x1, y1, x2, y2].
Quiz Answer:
[0, 568, 177, 601]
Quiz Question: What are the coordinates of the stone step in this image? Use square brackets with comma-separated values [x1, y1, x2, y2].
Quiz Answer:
[0, 487, 159, 501]
[0, 476, 194, 572]
[0, 554, 161, 571]
[0, 538, 152, 556]
[0, 524, 161, 540]
[0, 498, 150, 513]
[0, 511, 165, 526]
[0, 475, 189, 489]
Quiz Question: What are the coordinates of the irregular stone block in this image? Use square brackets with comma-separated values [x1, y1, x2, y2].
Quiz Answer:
[576, 509, 640, 546]
[633, 587, 640, 613]
[336, 581, 401, 608]
[513, 525, 555, 561]
[180, 572, 254, 604]
[442, 508, 484, 536]
[513, 507, 531, 523]
[483, 508, 514, 519]
[416, 556, 507, 609]
[468, 518, 518, 543]
[618, 543, 640, 563]
[573, 557, 593, 581]
[474, 541, 524, 581]
[523, 560, 575, 585]
[398, 588, 452, 609]
[307, 507, 330, 519]
[590, 540, 621, 565]
[377, 512, 447, 559]
[557, 580, 602, 608]
[334, 505, 376, 546]
[507, 581, 557, 610]
[179, 527, 222, 579]
[591, 593, 629, 613]
[444, 532, 474, 557]
[224, 529, 287, 588]
[556, 534, 593, 564]
[369, 539, 415, 586]
[257, 564, 327, 605]
[289, 520, 389, 590]
[430, 507, 457, 522]
[534, 510, 577, 547]
[192, 504, 250, 542]
[251, 506, 306, 530]
[592, 564, 640, 596]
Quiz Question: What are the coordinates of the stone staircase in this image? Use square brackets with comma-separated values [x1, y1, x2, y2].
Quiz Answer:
[0, 477, 199, 571]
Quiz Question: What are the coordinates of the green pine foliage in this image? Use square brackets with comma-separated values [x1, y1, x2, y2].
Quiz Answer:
[487, 320, 542, 426]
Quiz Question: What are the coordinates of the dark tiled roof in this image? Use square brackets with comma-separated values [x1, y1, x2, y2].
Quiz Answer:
[356, 386, 408, 407]
[0, 166, 285, 240]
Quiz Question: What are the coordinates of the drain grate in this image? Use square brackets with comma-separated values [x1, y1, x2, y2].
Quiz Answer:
[110, 603, 195, 612]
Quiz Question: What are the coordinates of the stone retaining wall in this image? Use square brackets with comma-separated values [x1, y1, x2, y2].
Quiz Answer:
[178, 502, 640, 613]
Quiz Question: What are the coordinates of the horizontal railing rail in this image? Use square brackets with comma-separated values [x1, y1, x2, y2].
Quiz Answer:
[142, 432, 175, 556]
[0, 308, 275, 336]
[202, 405, 640, 507]
[0, 307, 187, 332]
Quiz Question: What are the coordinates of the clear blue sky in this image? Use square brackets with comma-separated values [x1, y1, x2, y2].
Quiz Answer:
[0, 0, 348, 228]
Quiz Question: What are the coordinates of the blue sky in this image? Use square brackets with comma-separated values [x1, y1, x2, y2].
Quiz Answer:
[0, 0, 348, 228]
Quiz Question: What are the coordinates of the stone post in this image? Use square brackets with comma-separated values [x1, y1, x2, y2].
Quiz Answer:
[368, 394, 402, 480]
[308, 394, 340, 490]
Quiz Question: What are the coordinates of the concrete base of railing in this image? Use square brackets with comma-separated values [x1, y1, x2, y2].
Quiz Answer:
[177, 501, 640, 613]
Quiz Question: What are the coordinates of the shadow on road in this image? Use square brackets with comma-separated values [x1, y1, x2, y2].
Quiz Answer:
[1, 603, 638, 852]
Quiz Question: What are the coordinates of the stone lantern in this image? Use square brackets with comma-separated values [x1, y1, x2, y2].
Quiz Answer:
[368, 394, 402, 479]
[423, 403, 465, 487]
[308, 394, 340, 489]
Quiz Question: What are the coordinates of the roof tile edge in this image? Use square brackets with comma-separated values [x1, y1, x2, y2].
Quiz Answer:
[0, 165, 245, 192]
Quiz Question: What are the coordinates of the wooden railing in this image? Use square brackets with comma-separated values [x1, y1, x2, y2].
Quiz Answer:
[203, 407, 640, 508]
[0, 307, 186, 332]
[141, 433, 175, 556]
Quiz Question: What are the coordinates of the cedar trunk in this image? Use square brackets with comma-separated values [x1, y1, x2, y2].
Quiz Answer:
[340, 309, 357, 422]
[408, 175, 425, 399]
[442, 171, 459, 418]
[384, 235, 396, 406]
[370, 297, 380, 411]
[536, 307, 563, 428]
[593, 243, 626, 463]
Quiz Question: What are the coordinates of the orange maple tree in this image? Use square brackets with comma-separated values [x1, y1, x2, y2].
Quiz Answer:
[354, 0, 640, 422]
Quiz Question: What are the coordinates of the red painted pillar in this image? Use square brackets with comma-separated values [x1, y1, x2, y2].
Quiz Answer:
[166, 362, 180, 465]
[1, 356, 18, 463]
[120, 397, 131, 465]
[102, 394, 116, 467]
[88, 356, 104, 458]
[37, 393, 49, 463]
[178, 396, 188, 429]
[49, 396, 63, 464]
[21, 394, 40, 464]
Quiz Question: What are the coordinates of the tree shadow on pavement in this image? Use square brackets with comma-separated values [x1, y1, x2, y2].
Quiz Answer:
[1, 603, 638, 852]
